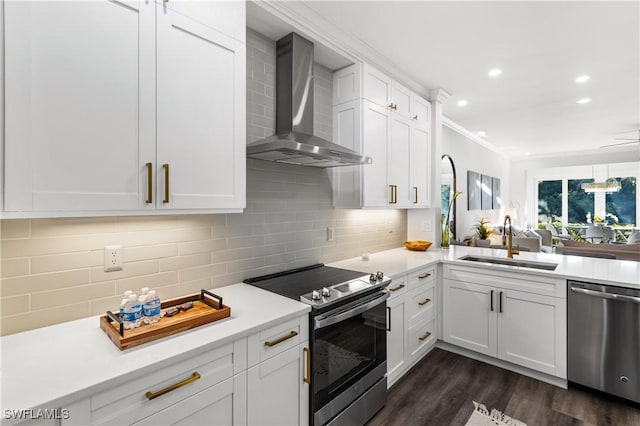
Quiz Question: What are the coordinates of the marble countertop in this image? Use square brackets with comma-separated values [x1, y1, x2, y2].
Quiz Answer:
[330, 246, 640, 289]
[0, 284, 310, 413]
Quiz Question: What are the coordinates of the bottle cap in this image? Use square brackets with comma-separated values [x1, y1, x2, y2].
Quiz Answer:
[148, 290, 156, 297]
[124, 290, 133, 297]
[128, 294, 137, 302]
[141, 287, 149, 294]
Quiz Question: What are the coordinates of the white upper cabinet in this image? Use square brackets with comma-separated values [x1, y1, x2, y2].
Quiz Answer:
[2, 0, 245, 217]
[156, 4, 245, 210]
[332, 63, 431, 209]
[4, 0, 153, 213]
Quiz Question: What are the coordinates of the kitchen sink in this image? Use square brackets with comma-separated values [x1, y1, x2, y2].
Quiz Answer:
[458, 255, 558, 271]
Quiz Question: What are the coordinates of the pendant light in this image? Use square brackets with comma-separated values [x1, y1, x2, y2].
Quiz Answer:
[581, 165, 621, 193]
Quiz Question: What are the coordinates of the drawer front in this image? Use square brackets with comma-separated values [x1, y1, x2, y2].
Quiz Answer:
[387, 274, 409, 300]
[407, 267, 436, 290]
[407, 318, 436, 361]
[92, 343, 235, 425]
[248, 317, 304, 366]
[406, 285, 435, 326]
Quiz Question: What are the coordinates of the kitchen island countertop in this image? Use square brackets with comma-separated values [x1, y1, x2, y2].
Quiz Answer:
[329, 245, 640, 289]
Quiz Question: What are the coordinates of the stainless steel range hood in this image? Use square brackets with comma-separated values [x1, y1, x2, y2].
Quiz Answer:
[246, 33, 372, 168]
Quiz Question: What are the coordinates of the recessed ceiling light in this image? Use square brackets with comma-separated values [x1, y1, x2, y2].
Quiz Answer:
[524, 152, 531, 156]
[576, 98, 592, 104]
[477, 131, 487, 137]
[457, 100, 468, 107]
[575, 75, 590, 84]
[488, 68, 502, 77]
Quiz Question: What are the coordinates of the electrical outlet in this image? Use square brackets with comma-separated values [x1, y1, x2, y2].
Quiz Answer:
[326, 227, 334, 241]
[104, 245, 123, 272]
[423, 220, 432, 232]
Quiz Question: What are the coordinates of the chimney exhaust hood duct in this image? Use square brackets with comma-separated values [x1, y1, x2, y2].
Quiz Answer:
[246, 33, 372, 168]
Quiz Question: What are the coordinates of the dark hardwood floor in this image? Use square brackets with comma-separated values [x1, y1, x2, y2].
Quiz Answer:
[368, 348, 640, 426]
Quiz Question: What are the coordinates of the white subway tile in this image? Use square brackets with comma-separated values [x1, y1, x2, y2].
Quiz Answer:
[31, 281, 115, 311]
[1, 258, 29, 278]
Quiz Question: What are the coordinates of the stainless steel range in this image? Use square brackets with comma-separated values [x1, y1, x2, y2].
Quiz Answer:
[244, 264, 391, 426]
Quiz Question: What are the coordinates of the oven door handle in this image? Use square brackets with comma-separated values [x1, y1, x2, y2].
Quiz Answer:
[314, 292, 390, 330]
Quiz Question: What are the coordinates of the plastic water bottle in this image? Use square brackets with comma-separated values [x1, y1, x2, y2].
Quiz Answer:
[143, 290, 161, 324]
[123, 294, 142, 329]
[119, 290, 133, 319]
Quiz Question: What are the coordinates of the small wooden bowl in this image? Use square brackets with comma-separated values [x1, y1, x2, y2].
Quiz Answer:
[404, 241, 433, 251]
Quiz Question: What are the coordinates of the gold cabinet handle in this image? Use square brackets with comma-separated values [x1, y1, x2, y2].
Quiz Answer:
[146, 162, 153, 204]
[418, 298, 431, 306]
[418, 332, 431, 341]
[388, 102, 397, 110]
[163, 164, 170, 204]
[389, 283, 405, 292]
[490, 290, 494, 312]
[418, 272, 431, 280]
[264, 330, 298, 347]
[389, 185, 397, 204]
[412, 114, 418, 120]
[413, 186, 418, 204]
[303, 347, 311, 384]
[145, 372, 200, 400]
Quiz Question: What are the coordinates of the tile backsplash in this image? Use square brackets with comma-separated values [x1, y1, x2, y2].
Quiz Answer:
[0, 29, 407, 335]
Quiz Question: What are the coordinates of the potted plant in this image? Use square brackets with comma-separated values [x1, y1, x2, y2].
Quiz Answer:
[441, 191, 462, 248]
[474, 218, 494, 247]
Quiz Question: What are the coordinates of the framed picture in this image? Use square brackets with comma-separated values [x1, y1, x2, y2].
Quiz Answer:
[467, 170, 481, 210]
[492, 177, 501, 209]
[481, 174, 492, 210]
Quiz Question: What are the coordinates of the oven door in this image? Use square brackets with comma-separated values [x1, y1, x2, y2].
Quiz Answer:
[311, 290, 389, 425]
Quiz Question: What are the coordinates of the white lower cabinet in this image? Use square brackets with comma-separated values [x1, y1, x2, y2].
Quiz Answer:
[386, 266, 437, 387]
[443, 265, 567, 378]
[61, 314, 310, 426]
[247, 343, 309, 426]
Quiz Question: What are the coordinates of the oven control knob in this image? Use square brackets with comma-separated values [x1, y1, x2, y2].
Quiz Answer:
[370, 274, 377, 282]
[311, 290, 321, 301]
[376, 271, 384, 281]
[322, 287, 331, 297]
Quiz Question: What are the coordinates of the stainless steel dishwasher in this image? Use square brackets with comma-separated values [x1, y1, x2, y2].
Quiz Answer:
[568, 280, 640, 404]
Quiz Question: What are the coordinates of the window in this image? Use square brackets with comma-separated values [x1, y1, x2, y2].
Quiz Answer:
[568, 179, 594, 223]
[537, 180, 561, 224]
[606, 177, 636, 225]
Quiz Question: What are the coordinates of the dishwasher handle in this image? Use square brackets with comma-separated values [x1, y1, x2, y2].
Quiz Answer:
[570, 286, 640, 304]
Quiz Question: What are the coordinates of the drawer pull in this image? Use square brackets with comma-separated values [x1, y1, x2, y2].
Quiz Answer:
[418, 332, 431, 341]
[145, 162, 153, 204]
[418, 298, 431, 306]
[303, 347, 311, 384]
[418, 272, 431, 280]
[389, 283, 405, 292]
[145, 372, 200, 400]
[163, 164, 170, 204]
[264, 330, 298, 347]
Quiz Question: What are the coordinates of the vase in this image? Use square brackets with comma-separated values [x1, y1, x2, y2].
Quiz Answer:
[441, 227, 450, 249]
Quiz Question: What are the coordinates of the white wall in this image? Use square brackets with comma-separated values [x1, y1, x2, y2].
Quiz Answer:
[441, 124, 511, 238]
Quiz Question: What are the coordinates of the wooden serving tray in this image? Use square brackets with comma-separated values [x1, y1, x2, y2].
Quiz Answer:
[100, 289, 230, 350]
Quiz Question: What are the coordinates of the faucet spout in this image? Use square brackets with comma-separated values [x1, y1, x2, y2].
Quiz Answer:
[503, 215, 520, 259]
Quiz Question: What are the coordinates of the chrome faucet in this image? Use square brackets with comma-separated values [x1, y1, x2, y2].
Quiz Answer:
[503, 215, 520, 259]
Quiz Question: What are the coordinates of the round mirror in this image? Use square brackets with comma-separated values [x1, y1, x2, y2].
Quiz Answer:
[441, 155, 457, 240]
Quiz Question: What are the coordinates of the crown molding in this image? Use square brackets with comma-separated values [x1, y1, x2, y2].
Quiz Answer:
[442, 116, 508, 159]
[427, 88, 451, 104]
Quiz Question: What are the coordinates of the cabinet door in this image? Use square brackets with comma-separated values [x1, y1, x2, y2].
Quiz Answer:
[156, 6, 245, 210]
[386, 294, 406, 386]
[391, 83, 412, 118]
[133, 373, 247, 426]
[362, 101, 391, 207]
[410, 124, 430, 207]
[497, 289, 560, 376]
[4, 0, 154, 213]
[363, 65, 391, 108]
[247, 345, 306, 426]
[388, 114, 412, 207]
[332, 100, 363, 208]
[411, 97, 430, 131]
[443, 280, 497, 357]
